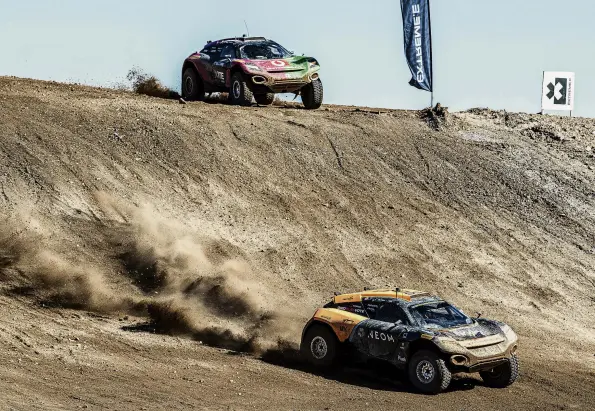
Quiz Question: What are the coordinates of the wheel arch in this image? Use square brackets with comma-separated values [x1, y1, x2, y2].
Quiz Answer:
[407, 339, 445, 359]
[301, 319, 341, 345]
[228, 64, 248, 88]
[182, 60, 199, 78]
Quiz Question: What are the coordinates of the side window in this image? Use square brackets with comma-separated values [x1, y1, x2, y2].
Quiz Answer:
[202, 45, 222, 61]
[375, 304, 408, 325]
[220, 45, 236, 60]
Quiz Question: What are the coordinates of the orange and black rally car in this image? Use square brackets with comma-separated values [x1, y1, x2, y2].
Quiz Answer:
[301, 289, 519, 394]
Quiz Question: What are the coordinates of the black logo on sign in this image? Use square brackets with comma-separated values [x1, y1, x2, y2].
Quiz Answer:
[546, 78, 568, 105]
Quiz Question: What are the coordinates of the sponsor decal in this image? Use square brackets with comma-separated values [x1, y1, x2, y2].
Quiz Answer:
[541, 71, 575, 111]
[546, 78, 568, 105]
[421, 334, 433, 340]
[271, 60, 287, 67]
[358, 328, 366, 338]
[397, 355, 407, 362]
[368, 330, 395, 342]
[412, 4, 425, 84]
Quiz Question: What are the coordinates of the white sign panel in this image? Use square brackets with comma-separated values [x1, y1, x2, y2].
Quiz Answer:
[541, 72, 575, 111]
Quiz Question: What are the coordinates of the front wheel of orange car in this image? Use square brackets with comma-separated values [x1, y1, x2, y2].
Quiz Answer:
[408, 350, 452, 394]
[301, 324, 338, 368]
[480, 354, 520, 388]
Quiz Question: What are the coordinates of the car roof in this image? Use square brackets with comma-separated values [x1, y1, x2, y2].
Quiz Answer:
[205, 37, 269, 47]
[333, 288, 432, 304]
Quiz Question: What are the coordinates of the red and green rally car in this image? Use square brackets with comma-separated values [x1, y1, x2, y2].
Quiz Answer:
[181, 37, 323, 109]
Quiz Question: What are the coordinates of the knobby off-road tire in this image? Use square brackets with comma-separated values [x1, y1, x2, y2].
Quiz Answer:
[182, 68, 205, 101]
[408, 350, 452, 394]
[301, 324, 338, 368]
[480, 354, 520, 388]
[301, 78, 323, 110]
[255, 93, 275, 106]
[230, 72, 254, 106]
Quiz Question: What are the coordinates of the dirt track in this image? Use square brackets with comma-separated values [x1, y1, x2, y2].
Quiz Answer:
[0, 77, 594, 410]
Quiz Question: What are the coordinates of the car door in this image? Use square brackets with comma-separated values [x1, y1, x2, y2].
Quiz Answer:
[212, 44, 236, 87]
[350, 302, 409, 362]
[200, 44, 223, 86]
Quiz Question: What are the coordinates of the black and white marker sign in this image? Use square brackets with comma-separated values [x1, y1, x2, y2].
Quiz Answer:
[542, 72, 575, 111]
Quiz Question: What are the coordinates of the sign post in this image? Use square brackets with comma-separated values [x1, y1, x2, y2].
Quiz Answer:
[541, 71, 575, 115]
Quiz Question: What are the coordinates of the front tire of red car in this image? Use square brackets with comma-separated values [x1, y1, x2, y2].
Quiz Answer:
[255, 93, 275, 106]
[230, 72, 254, 106]
[301, 78, 323, 110]
[301, 324, 338, 368]
[182, 68, 205, 101]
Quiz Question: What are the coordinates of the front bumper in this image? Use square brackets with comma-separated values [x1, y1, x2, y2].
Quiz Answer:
[247, 69, 320, 93]
[436, 333, 518, 371]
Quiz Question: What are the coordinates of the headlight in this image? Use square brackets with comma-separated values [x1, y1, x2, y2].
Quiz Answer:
[245, 64, 262, 72]
[500, 324, 518, 342]
[434, 337, 466, 354]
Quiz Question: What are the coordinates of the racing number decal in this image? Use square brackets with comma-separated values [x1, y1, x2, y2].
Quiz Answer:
[271, 60, 287, 67]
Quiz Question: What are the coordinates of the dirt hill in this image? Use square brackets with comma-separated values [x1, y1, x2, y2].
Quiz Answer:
[0, 76, 593, 410]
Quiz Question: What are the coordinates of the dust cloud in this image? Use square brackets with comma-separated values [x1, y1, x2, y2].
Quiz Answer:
[0, 198, 303, 356]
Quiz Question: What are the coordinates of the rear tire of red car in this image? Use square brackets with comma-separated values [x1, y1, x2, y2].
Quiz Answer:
[480, 354, 520, 388]
[301, 79, 323, 110]
[408, 350, 452, 394]
[230, 72, 254, 106]
[255, 93, 275, 106]
[301, 324, 338, 368]
[182, 68, 205, 101]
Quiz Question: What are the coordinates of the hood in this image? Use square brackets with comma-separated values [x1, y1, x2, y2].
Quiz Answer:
[436, 320, 503, 342]
[243, 56, 313, 72]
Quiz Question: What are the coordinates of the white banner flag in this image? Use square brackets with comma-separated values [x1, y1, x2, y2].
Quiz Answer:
[542, 72, 575, 111]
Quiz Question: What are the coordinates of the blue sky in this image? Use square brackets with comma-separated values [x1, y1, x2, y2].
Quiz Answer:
[1, 1, 594, 116]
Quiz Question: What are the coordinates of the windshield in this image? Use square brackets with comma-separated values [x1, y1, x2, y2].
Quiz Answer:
[410, 301, 473, 330]
[239, 42, 292, 60]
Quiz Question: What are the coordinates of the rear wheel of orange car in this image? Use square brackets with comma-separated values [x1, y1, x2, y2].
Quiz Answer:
[480, 354, 520, 388]
[182, 68, 205, 101]
[408, 350, 452, 394]
[301, 324, 338, 367]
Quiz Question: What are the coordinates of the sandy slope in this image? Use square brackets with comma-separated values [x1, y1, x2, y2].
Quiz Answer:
[0, 76, 593, 410]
